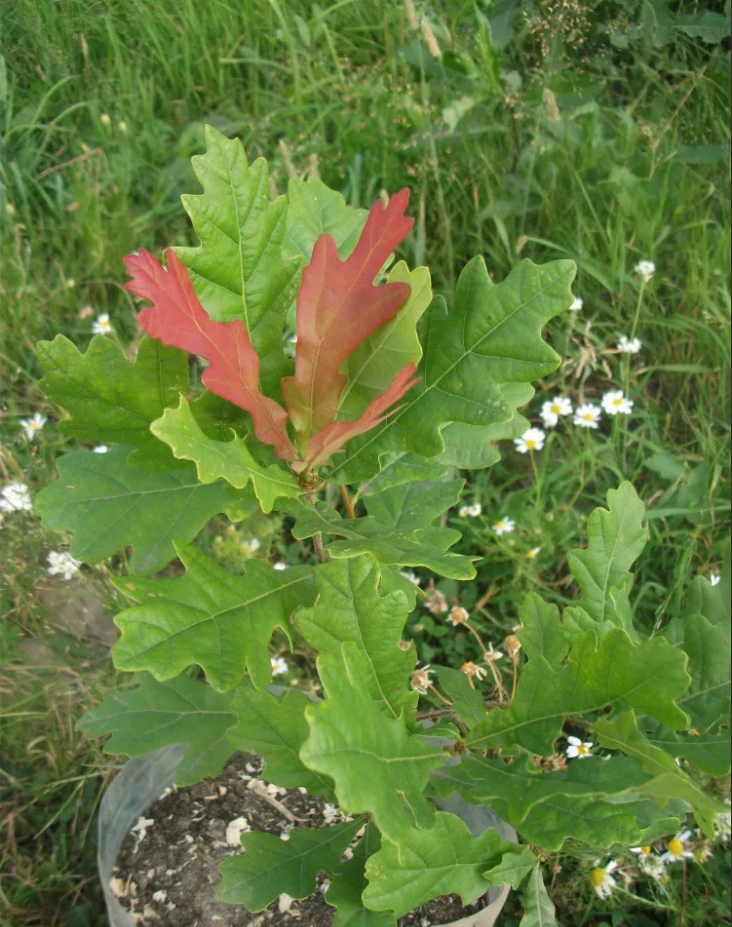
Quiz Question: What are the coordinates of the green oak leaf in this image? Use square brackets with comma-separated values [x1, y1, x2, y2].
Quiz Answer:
[295, 557, 417, 719]
[327, 825, 397, 927]
[329, 257, 575, 483]
[218, 818, 363, 911]
[437, 382, 534, 470]
[641, 723, 731, 777]
[593, 711, 722, 836]
[174, 125, 301, 390]
[112, 542, 315, 691]
[433, 754, 653, 826]
[35, 446, 249, 574]
[685, 566, 731, 629]
[433, 666, 486, 729]
[363, 812, 501, 917]
[356, 454, 450, 497]
[340, 264, 432, 418]
[288, 501, 478, 580]
[678, 612, 731, 732]
[77, 673, 236, 786]
[567, 482, 648, 636]
[151, 397, 300, 513]
[466, 628, 690, 754]
[363, 479, 464, 530]
[284, 176, 368, 263]
[38, 334, 189, 470]
[300, 643, 445, 841]
[519, 868, 558, 927]
[483, 846, 538, 890]
[226, 681, 334, 798]
[517, 594, 571, 670]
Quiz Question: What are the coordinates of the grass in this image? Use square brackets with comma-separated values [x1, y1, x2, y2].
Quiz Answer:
[1, 0, 730, 925]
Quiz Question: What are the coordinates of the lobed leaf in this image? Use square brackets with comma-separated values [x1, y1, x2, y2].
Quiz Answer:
[362, 811, 502, 917]
[567, 482, 648, 635]
[37, 334, 189, 469]
[226, 682, 334, 798]
[483, 846, 538, 891]
[295, 557, 417, 720]
[362, 479, 464, 531]
[340, 263, 432, 419]
[329, 257, 575, 484]
[281, 190, 413, 446]
[326, 825, 396, 927]
[218, 818, 363, 911]
[125, 247, 296, 461]
[466, 628, 691, 754]
[288, 501, 478, 580]
[77, 673, 237, 786]
[112, 542, 315, 691]
[284, 176, 369, 265]
[519, 868, 558, 927]
[174, 125, 302, 390]
[300, 643, 445, 841]
[151, 397, 300, 513]
[35, 446, 249, 574]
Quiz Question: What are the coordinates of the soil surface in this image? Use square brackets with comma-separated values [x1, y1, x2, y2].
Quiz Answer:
[113, 753, 489, 926]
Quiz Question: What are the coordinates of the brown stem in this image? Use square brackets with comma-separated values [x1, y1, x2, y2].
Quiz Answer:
[427, 683, 453, 707]
[487, 660, 506, 705]
[466, 623, 489, 654]
[510, 656, 519, 702]
[339, 484, 357, 519]
[312, 532, 328, 564]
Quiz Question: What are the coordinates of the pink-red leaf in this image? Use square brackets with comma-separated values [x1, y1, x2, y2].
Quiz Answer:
[125, 249, 296, 462]
[292, 363, 420, 474]
[281, 190, 413, 448]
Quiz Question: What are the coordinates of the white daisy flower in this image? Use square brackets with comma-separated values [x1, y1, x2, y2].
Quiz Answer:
[526, 547, 541, 560]
[569, 297, 583, 311]
[493, 517, 516, 536]
[574, 403, 602, 429]
[637, 852, 668, 881]
[399, 570, 421, 585]
[566, 735, 594, 759]
[270, 656, 289, 677]
[459, 503, 482, 518]
[617, 335, 642, 354]
[20, 412, 47, 440]
[447, 606, 470, 627]
[634, 260, 656, 283]
[601, 390, 634, 416]
[541, 396, 573, 428]
[273, 561, 288, 571]
[242, 538, 261, 555]
[630, 845, 654, 858]
[484, 642, 504, 663]
[714, 809, 731, 842]
[92, 313, 114, 336]
[424, 587, 448, 614]
[0, 483, 32, 512]
[410, 664, 433, 695]
[46, 551, 82, 580]
[662, 830, 694, 863]
[709, 573, 721, 587]
[514, 427, 546, 454]
[93, 445, 109, 453]
[589, 860, 618, 899]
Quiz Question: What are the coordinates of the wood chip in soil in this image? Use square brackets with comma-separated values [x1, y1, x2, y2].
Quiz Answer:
[112, 752, 489, 926]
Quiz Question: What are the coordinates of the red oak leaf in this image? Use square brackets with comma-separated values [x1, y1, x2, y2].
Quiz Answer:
[281, 189, 413, 450]
[124, 248, 296, 462]
[292, 363, 420, 474]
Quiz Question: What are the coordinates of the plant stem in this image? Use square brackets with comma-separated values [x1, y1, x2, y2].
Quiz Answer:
[339, 484, 356, 519]
[428, 683, 453, 707]
[312, 532, 328, 564]
[530, 448, 542, 511]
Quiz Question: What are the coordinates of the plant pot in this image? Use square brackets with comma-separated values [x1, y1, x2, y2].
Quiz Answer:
[99, 746, 514, 927]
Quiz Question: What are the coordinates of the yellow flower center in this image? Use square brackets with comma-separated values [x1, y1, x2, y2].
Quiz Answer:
[613, 398, 623, 407]
[527, 550, 537, 560]
[525, 439, 536, 449]
[551, 405, 561, 414]
[577, 743, 590, 755]
[497, 521, 505, 529]
[583, 413, 594, 421]
[640, 846, 651, 855]
[590, 869, 607, 888]
[668, 839, 683, 857]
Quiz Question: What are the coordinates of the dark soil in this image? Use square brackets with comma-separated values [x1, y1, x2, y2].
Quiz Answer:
[113, 753, 489, 926]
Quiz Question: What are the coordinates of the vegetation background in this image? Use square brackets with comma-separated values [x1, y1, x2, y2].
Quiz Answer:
[1, 0, 730, 925]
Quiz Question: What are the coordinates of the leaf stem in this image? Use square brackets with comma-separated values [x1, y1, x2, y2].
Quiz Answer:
[339, 484, 357, 519]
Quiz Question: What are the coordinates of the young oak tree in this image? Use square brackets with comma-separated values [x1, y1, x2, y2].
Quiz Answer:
[37, 127, 730, 925]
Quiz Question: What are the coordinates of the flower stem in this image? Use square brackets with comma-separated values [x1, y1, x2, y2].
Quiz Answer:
[339, 484, 356, 519]
[529, 448, 541, 511]
[428, 683, 453, 706]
